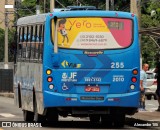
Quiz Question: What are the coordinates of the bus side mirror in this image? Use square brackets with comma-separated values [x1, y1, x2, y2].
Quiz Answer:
[51, 53, 60, 68]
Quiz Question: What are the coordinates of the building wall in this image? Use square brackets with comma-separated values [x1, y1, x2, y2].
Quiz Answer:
[0, 62, 14, 69]
[0, 0, 15, 29]
[0, 0, 5, 29]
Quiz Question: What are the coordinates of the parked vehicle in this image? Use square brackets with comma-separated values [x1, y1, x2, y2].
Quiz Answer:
[145, 71, 157, 100]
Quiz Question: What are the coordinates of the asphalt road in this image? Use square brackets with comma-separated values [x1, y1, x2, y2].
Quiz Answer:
[0, 96, 158, 130]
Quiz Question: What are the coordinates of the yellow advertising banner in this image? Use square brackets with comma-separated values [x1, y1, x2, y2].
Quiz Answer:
[51, 17, 132, 49]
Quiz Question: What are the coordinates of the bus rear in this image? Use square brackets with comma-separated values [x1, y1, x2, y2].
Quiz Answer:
[43, 11, 140, 126]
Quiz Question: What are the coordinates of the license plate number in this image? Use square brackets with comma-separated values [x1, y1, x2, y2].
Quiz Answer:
[85, 86, 100, 92]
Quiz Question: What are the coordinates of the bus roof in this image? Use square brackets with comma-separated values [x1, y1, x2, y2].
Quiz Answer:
[50, 10, 136, 19]
[17, 13, 47, 26]
[17, 10, 136, 26]
[67, 6, 97, 10]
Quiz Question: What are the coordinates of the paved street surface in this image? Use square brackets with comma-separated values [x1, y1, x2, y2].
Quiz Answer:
[0, 96, 159, 130]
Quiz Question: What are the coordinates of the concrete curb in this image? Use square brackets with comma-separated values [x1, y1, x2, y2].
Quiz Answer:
[0, 93, 14, 98]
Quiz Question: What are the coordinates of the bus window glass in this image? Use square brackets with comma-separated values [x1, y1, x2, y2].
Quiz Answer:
[22, 27, 27, 59]
[35, 25, 40, 59]
[39, 25, 44, 61]
[28, 26, 31, 42]
[38, 25, 42, 61]
[35, 25, 38, 42]
[24, 26, 28, 42]
[20, 27, 24, 42]
[38, 25, 42, 42]
[52, 17, 132, 49]
[26, 26, 31, 59]
[18, 27, 22, 59]
[30, 26, 37, 60]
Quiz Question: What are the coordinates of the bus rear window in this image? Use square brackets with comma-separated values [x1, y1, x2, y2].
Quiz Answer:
[51, 17, 133, 49]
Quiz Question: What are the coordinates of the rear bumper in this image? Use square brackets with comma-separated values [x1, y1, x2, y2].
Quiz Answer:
[44, 91, 140, 108]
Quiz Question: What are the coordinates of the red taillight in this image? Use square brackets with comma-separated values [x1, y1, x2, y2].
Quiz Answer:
[49, 14, 53, 17]
[113, 98, 120, 101]
[131, 77, 137, 83]
[66, 98, 71, 101]
[153, 80, 157, 85]
[47, 77, 53, 82]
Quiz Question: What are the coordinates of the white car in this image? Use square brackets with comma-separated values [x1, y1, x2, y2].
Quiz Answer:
[145, 71, 157, 100]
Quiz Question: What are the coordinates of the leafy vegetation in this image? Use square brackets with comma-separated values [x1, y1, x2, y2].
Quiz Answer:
[0, 28, 15, 62]
[141, 0, 160, 67]
[0, 28, 5, 61]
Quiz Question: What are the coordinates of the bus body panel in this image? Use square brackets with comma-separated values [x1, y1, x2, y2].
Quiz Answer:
[43, 11, 140, 114]
[43, 49, 140, 108]
[14, 62, 44, 114]
[43, 91, 140, 108]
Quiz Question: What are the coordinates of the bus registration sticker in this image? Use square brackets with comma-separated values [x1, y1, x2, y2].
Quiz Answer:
[85, 86, 100, 92]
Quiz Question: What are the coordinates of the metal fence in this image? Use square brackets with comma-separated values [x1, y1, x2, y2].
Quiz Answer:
[0, 69, 13, 92]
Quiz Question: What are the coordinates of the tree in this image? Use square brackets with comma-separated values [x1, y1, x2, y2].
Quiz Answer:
[0, 28, 5, 62]
[17, 0, 36, 17]
[141, 0, 160, 67]
[8, 28, 16, 62]
[0, 28, 15, 62]
[141, 0, 160, 28]
[114, 0, 130, 11]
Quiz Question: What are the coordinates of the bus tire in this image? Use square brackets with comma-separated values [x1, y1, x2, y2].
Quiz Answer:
[46, 108, 58, 123]
[23, 110, 34, 121]
[114, 121, 125, 127]
[89, 115, 100, 123]
[113, 114, 125, 128]
[33, 96, 46, 123]
[101, 114, 113, 127]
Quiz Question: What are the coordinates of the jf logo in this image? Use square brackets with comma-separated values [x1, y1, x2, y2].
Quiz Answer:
[61, 72, 77, 82]
[62, 72, 77, 79]
[61, 60, 81, 68]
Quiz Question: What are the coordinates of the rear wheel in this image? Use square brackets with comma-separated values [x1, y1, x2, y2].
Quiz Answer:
[113, 114, 125, 128]
[89, 115, 100, 123]
[46, 108, 58, 123]
[23, 110, 34, 121]
[101, 114, 113, 127]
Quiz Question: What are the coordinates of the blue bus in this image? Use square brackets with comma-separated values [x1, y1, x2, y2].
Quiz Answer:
[14, 6, 140, 127]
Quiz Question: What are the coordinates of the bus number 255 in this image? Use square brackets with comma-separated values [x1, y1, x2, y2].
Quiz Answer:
[111, 62, 124, 69]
